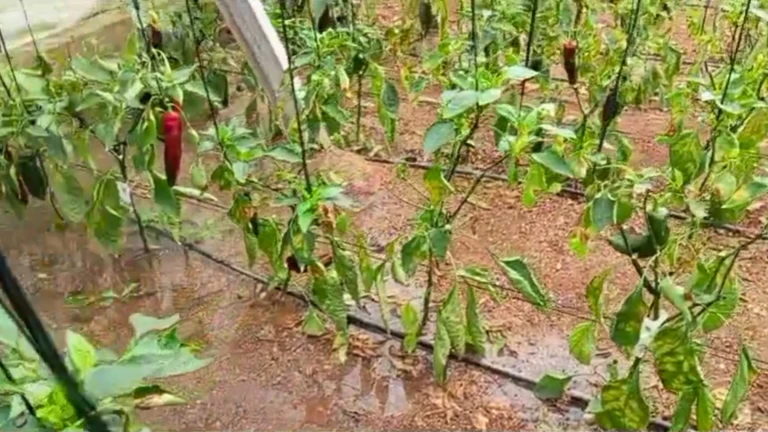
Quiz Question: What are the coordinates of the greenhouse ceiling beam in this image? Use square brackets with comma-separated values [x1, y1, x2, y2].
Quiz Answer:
[214, 0, 287, 104]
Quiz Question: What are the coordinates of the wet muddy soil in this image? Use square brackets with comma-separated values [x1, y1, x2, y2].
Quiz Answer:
[3, 1, 768, 430]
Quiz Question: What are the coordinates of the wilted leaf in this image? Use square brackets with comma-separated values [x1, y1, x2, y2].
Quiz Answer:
[333, 242, 360, 302]
[433, 312, 451, 384]
[697, 384, 716, 431]
[722, 346, 759, 425]
[586, 269, 610, 322]
[465, 286, 487, 354]
[669, 388, 697, 432]
[401, 302, 420, 353]
[440, 286, 466, 355]
[423, 165, 453, 204]
[495, 256, 550, 309]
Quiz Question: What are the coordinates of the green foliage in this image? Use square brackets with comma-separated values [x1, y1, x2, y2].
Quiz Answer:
[534, 373, 573, 400]
[494, 256, 550, 309]
[722, 347, 759, 425]
[595, 363, 650, 430]
[0, 312, 208, 431]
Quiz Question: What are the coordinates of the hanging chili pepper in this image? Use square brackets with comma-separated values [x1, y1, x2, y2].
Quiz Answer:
[562, 39, 578, 85]
[601, 85, 622, 127]
[3, 148, 27, 205]
[163, 109, 183, 187]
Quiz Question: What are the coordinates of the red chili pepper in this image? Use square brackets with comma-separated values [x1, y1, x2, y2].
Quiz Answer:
[163, 110, 183, 187]
[562, 40, 578, 86]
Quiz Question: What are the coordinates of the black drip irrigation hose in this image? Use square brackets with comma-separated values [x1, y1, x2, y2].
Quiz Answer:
[140, 223, 674, 431]
[364, 156, 768, 241]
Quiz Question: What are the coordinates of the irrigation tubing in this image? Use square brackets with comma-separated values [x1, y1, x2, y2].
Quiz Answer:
[141, 223, 678, 430]
[364, 156, 768, 241]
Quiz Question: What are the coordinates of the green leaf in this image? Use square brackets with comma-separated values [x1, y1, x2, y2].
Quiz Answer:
[401, 234, 428, 277]
[465, 286, 487, 354]
[610, 285, 647, 348]
[428, 228, 451, 260]
[302, 307, 326, 336]
[257, 219, 285, 276]
[152, 172, 180, 217]
[129, 314, 180, 340]
[697, 384, 716, 431]
[244, 230, 258, 268]
[590, 194, 615, 232]
[669, 388, 697, 432]
[443, 90, 478, 118]
[495, 256, 551, 309]
[534, 373, 573, 400]
[531, 149, 574, 177]
[313, 274, 348, 333]
[586, 269, 610, 322]
[505, 65, 538, 82]
[424, 121, 456, 154]
[737, 107, 768, 150]
[722, 346, 759, 425]
[401, 302, 420, 353]
[50, 167, 87, 223]
[664, 130, 702, 185]
[613, 198, 633, 224]
[478, 88, 502, 106]
[569, 321, 596, 365]
[650, 323, 703, 392]
[333, 242, 360, 302]
[595, 364, 650, 430]
[171, 64, 198, 84]
[433, 312, 451, 384]
[660, 277, 692, 324]
[266, 145, 302, 163]
[380, 80, 399, 115]
[722, 178, 768, 210]
[71, 56, 113, 83]
[89, 176, 126, 252]
[423, 165, 453, 204]
[440, 286, 466, 355]
[66, 330, 97, 375]
[700, 279, 739, 333]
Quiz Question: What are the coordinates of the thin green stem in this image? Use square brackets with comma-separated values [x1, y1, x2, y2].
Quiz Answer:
[278, 0, 313, 194]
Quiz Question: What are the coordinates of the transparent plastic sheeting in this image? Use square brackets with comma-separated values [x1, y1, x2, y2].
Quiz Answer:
[0, 0, 126, 48]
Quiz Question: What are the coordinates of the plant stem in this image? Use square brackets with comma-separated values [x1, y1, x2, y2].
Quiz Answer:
[699, 0, 752, 190]
[278, 0, 313, 194]
[113, 145, 151, 254]
[519, 0, 539, 107]
[419, 250, 434, 335]
[446, 110, 482, 181]
[36, 154, 65, 222]
[698, 0, 712, 35]
[596, 0, 642, 153]
[617, 227, 659, 296]
[449, 154, 508, 222]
